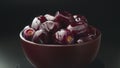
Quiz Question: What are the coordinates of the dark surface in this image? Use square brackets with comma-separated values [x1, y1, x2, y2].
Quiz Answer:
[0, 37, 105, 68]
[0, 0, 118, 68]
[1, 36, 119, 68]
[0, 36, 105, 68]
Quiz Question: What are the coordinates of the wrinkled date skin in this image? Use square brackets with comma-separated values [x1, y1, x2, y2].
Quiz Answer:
[32, 29, 48, 44]
[54, 11, 74, 28]
[54, 29, 74, 44]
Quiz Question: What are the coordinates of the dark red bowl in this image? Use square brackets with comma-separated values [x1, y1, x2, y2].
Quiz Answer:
[19, 26, 101, 68]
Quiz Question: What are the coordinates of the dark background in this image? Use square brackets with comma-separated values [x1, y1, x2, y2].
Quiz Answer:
[0, 0, 118, 68]
[0, 0, 115, 42]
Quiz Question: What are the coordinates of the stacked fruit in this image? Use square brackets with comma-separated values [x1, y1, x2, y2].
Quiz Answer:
[22, 11, 97, 44]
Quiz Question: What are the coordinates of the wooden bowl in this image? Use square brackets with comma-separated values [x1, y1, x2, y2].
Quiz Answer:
[20, 26, 101, 68]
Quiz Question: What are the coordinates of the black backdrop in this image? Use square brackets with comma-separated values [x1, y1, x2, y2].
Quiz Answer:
[0, 0, 115, 43]
[1, 0, 120, 68]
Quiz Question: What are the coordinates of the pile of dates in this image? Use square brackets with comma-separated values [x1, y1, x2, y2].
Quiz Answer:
[22, 11, 97, 44]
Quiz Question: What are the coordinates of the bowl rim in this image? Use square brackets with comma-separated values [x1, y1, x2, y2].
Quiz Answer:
[19, 26, 101, 47]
